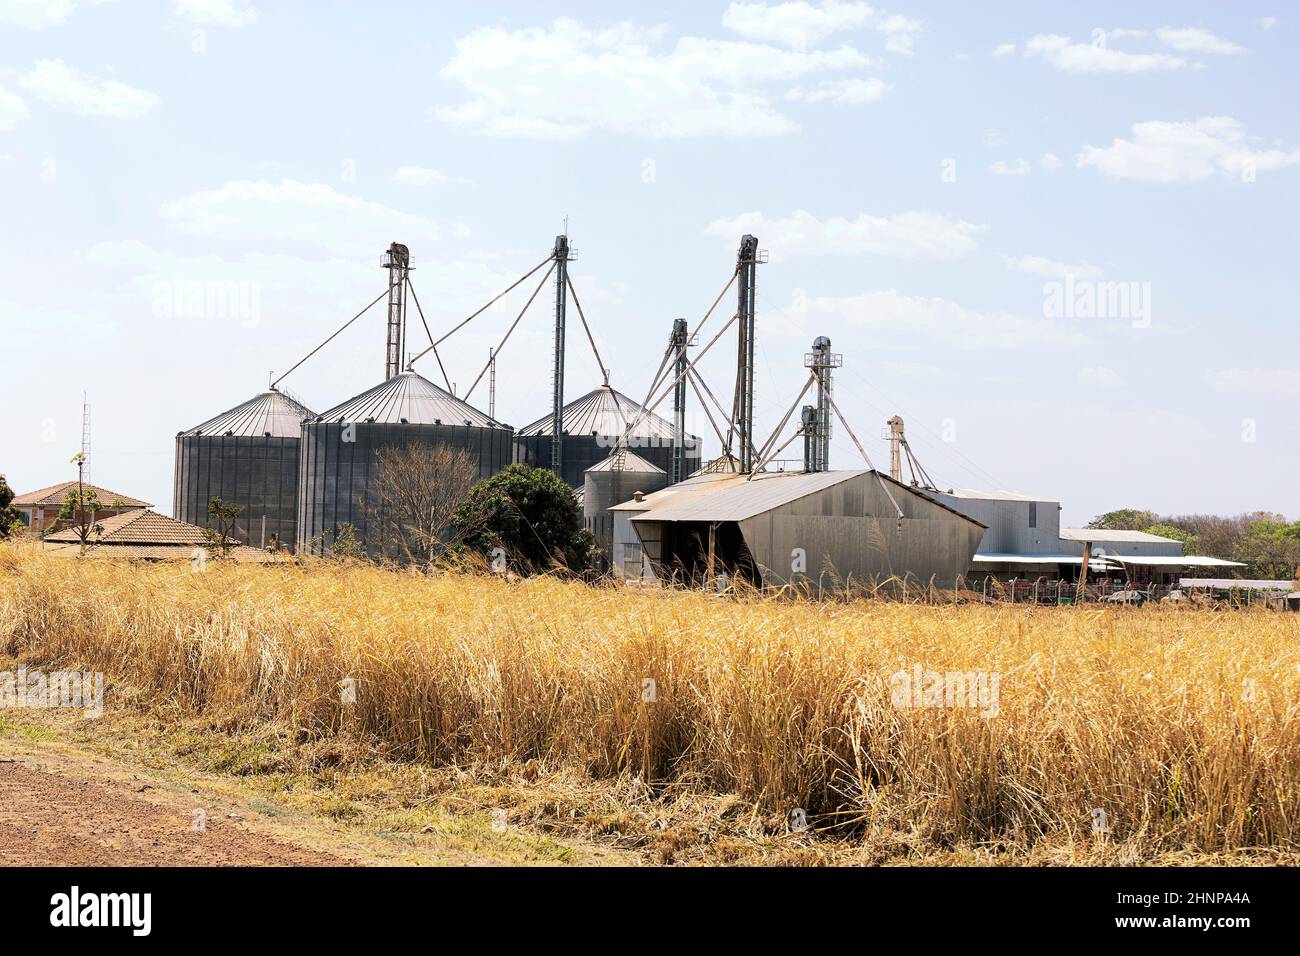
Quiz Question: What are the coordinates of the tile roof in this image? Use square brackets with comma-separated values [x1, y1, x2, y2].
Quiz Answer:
[44, 509, 234, 546]
[12, 481, 152, 509]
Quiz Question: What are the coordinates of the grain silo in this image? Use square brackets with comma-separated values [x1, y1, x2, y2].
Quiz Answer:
[583, 448, 667, 571]
[174, 387, 315, 549]
[516, 384, 700, 489]
[297, 369, 512, 556]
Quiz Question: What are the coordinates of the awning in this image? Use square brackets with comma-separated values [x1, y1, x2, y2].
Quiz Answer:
[973, 553, 1114, 570]
[1109, 555, 1245, 568]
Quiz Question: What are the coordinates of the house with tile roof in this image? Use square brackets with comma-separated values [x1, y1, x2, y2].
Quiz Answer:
[12, 481, 152, 534]
[42, 508, 274, 562]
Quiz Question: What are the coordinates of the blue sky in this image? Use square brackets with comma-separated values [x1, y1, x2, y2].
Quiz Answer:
[1, 0, 1296, 525]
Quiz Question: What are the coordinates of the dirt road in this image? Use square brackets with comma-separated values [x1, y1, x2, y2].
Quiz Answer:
[0, 750, 349, 867]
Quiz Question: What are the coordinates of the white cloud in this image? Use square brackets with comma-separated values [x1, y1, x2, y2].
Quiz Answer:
[437, 17, 877, 139]
[0, 84, 29, 130]
[1257, 17, 1278, 31]
[1205, 367, 1300, 399]
[992, 42, 1016, 57]
[1024, 34, 1187, 73]
[722, 1, 873, 47]
[17, 59, 159, 118]
[1078, 366, 1124, 389]
[989, 158, 1031, 176]
[704, 209, 984, 260]
[785, 76, 887, 103]
[159, 180, 442, 256]
[1039, 152, 1062, 170]
[721, 2, 920, 53]
[174, 0, 258, 28]
[1078, 116, 1300, 182]
[874, 13, 922, 55]
[1004, 255, 1102, 280]
[1155, 27, 1246, 55]
[805, 289, 1088, 350]
[390, 165, 466, 187]
[0, 0, 84, 30]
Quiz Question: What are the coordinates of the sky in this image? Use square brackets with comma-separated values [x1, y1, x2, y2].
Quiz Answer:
[1, 0, 1296, 527]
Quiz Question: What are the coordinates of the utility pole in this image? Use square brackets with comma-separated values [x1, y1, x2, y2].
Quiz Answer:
[382, 242, 411, 381]
[551, 234, 572, 476]
[671, 317, 688, 484]
[734, 235, 761, 473]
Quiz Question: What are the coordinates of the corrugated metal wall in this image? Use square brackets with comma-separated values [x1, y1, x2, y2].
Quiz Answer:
[173, 435, 301, 548]
[296, 422, 514, 556]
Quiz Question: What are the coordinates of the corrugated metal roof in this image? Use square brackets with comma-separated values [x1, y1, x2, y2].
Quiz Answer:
[45, 509, 232, 546]
[181, 388, 314, 438]
[313, 370, 504, 428]
[627, 470, 866, 523]
[1060, 528, 1181, 544]
[1109, 555, 1246, 567]
[517, 385, 683, 440]
[586, 448, 665, 474]
[1180, 578, 1293, 590]
[940, 487, 1053, 503]
[12, 481, 152, 508]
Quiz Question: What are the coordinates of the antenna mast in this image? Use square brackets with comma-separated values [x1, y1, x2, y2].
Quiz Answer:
[382, 242, 411, 381]
[80, 391, 92, 484]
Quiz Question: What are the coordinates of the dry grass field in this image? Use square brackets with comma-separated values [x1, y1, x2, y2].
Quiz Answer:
[1, 542, 1296, 865]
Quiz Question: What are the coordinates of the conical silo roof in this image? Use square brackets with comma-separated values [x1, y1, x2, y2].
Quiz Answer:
[517, 385, 679, 441]
[181, 387, 315, 438]
[313, 370, 504, 428]
[586, 448, 666, 474]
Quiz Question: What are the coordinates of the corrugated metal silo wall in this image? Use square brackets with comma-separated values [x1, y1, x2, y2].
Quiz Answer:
[517, 434, 700, 488]
[174, 435, 301, 548]
[738, 475, 985, 588]
[583, 469, 668, 571]
[297, 422, 514, 556]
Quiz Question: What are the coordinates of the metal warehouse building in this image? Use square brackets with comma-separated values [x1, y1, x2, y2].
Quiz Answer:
[174, 387, 314, 549]
[609, 469, 986, 590]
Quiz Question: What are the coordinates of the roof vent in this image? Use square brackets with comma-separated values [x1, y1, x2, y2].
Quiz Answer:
[633, 491, 645, 502]
[400, 418, 409, 424]
[224, 430, 234, 437]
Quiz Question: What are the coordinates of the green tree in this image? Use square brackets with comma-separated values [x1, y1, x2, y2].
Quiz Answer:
[1144, 523, 1199, 555]
[204, 496, 244, 559]
[454, 464, 592, 573]
[1234, 517, 1300, 580]
[1087, 508, 1157, 531]
[0, 473, 22, 538]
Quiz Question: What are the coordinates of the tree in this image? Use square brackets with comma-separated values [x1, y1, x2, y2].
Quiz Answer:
[1143, 523, 1198, 555]
[204, 496, 244, 559]
[1234, 517, 1300, 580]
[0, 474, 22, 538]
[60, 454, 102, 551]
[454, 464, 593, 573]
[364, 443, 480, 565]
[1087, 508, 1157, 531]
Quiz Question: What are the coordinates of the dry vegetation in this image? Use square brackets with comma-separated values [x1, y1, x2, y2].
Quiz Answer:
[1, 542, 1296, 865]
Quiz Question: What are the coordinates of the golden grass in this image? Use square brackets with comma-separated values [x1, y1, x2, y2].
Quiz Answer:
[1, 542, 1296, 861]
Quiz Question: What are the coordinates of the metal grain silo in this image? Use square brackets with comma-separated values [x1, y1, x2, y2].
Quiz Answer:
[516, 384, 700, 489]
[174, 387, 315, 550]
[297, 370, 512, 556]
[583, 448, 667, 571]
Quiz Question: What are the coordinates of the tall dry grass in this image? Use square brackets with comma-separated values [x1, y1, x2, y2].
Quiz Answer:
[1, 543, 1296, 857]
